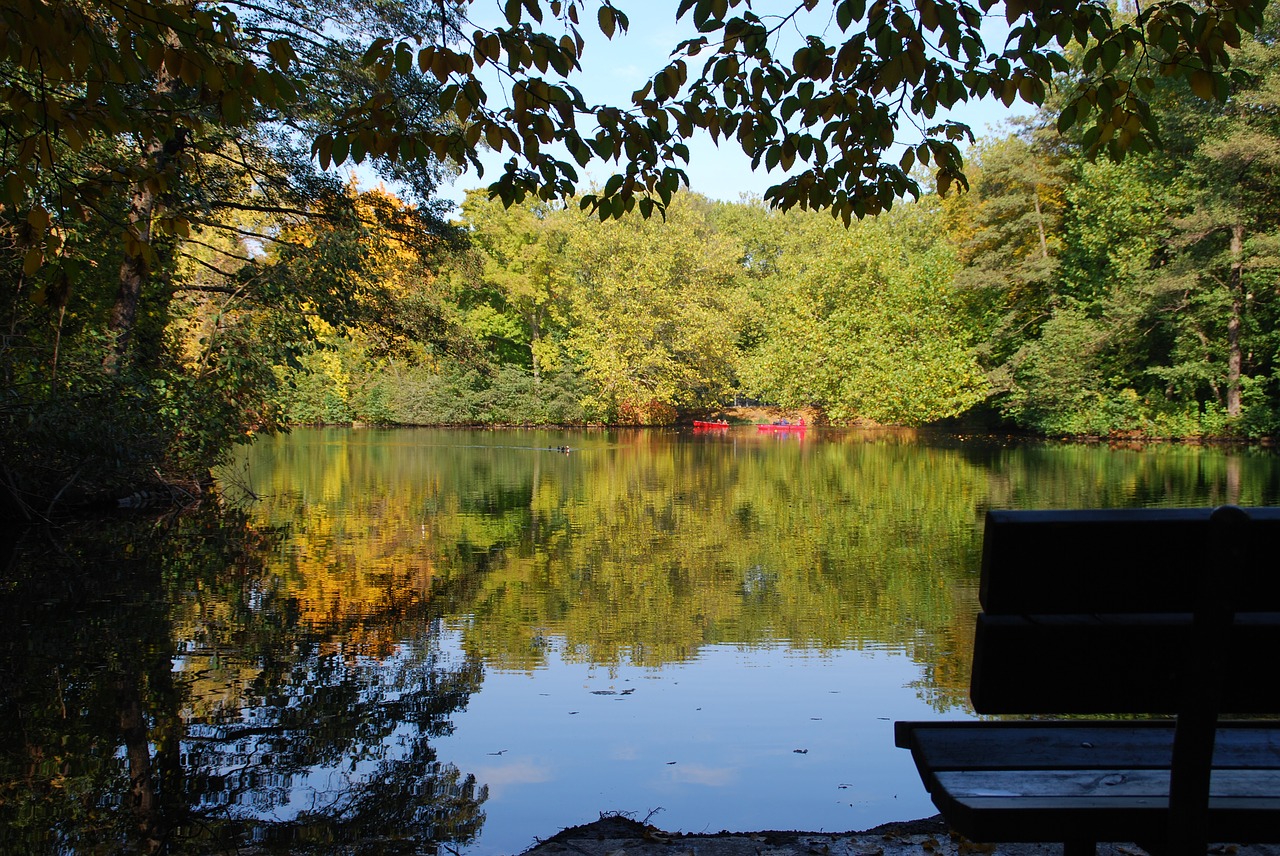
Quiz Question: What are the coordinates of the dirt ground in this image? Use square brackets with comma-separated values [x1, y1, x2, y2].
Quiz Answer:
[518, 814, 1280, 856]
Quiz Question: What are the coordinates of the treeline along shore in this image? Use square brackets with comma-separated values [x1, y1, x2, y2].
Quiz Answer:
[3, 0, 1280, 514]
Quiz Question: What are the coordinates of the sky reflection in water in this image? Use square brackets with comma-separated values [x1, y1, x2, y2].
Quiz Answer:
[437, 636, 940, 854]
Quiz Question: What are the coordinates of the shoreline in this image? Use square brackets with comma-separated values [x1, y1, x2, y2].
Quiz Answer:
[518, 814, 1280, 856]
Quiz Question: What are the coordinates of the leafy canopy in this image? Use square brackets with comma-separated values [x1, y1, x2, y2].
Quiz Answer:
[347, 0, 1268, 224]
[3, 0, 1267, 236]
[1, 0, 301, 269]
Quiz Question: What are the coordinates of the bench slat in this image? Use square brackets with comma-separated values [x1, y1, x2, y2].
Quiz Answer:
[931, 795, 1280, 845]
[935, 769, 1280, 799]
[895, 722, 1280, 771]
[980, 508, 1280, 615]
[970, 613, 1280, 714]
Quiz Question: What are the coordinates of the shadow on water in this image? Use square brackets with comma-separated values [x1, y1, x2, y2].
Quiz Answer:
[0, 507, 487, 855]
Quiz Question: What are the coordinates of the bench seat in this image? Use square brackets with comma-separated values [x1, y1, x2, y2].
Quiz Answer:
[895, 720, 1280, 845]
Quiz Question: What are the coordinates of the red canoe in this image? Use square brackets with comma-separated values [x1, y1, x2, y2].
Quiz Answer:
[757, 422, 807, 432]
[693, 420, 730, 429]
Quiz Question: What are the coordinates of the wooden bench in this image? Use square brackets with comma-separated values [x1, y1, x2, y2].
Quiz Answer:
[894, 506, 1280, 856]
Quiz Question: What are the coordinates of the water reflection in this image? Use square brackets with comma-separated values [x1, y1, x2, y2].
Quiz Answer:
[230, 429, 993, 686]
[0, 511, 485, 855]
[2, 428, 1277, 854]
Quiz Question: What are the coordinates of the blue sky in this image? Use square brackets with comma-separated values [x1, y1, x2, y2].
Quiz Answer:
[437, 3, 1029, 206]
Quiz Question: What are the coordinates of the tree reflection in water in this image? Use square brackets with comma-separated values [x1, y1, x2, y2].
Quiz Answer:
[4, 429, 1277, 853]
[0, 508, 486, 855]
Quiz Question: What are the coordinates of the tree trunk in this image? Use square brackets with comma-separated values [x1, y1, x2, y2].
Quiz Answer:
[104, 169, 160, 374]
[1226, 222, 1244, 419]
[116, 672, 164, 855]
[1033, 194, 1049, 260]
[103, 62, 183, 374]
[530, 304, 542, 385]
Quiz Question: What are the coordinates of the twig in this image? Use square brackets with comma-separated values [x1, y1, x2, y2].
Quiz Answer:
[45, 467, 81, 518]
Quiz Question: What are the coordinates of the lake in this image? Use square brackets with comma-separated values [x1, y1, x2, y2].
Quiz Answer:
[2, 426, 1277, 855]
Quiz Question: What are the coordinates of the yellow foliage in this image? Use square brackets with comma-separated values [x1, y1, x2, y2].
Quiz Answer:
[348, 180, 440, 300]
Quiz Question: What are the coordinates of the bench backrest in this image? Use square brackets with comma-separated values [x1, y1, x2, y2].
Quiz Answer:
[970, 506, 1280, 715]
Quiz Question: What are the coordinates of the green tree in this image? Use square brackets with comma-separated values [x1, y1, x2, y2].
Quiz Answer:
[993, 3, 1280, 437]
[946, 133, 1070, 379]
[456, 191, 574, 381]
[561, 192, 747, 422]
[6, 0, 1267, 227]
[4, 0, 1275, 498]
[0, 0, 465, 506]
[341, 0, 1267, 223]
[1154, 12, 1280, 424]
[741, 200, 988, 424]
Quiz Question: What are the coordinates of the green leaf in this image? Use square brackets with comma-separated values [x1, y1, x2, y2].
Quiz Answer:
[221, 91, 242, 123]
[693, 0, 713, 29]
[361, 37, 392, 64]
[834, 0, 855, 30]
[714, 56, 737, 84]
[6, 174, 24, 204]
[316, 134, 334, 169]
[1056, 102, 1078, 134]
[1081, 123, 1101, 152]
[332, 134, 350, 165]
[1101, 40, 1120, 72]
[267, 39, 296, 69]
[26, 205, 49, 233]
[936, 170, 952, 196]
[840, 0, 866, 30]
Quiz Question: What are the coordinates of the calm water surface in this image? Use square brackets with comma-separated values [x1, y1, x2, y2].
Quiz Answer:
[3, 427, 1278, 855]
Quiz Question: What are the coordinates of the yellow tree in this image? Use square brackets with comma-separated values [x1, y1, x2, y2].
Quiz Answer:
[265, 182, 464, 423]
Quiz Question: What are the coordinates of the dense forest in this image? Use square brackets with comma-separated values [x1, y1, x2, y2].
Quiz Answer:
[2, 0, 1278, 513]
[287, 1, 1280, 438]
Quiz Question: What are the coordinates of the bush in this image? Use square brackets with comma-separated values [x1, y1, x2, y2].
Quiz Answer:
[355, 383, 397, 425]
[385, 364, 588, 426]
[1239, 375, 1280, 438]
